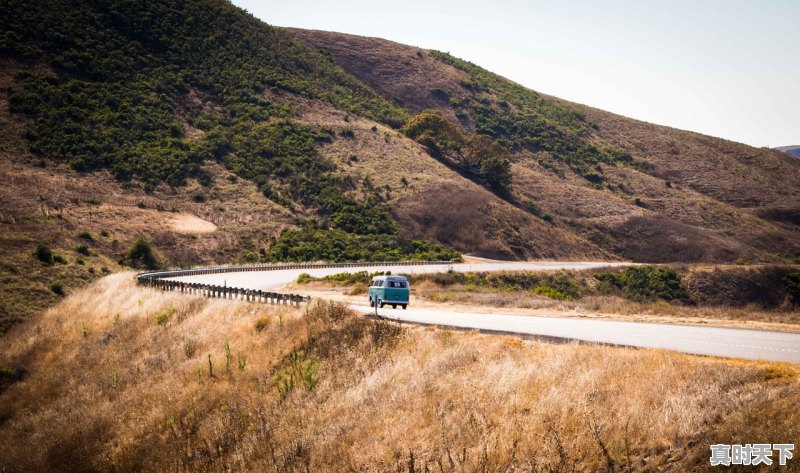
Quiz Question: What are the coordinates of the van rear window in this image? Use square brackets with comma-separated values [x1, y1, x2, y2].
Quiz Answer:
[388, 281, 407, 288]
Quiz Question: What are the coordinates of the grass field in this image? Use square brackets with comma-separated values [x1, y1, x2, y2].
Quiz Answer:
[0, 273, 797, 471]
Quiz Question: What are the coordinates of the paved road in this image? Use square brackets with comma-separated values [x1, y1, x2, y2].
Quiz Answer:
[166, 261, 800, 363]
[364, 306, 800, 363]
[166, 261, 630, 290]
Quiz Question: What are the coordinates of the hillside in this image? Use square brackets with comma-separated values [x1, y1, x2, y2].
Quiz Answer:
[1, 0, 800, 328]
[289, 29, 800, 263]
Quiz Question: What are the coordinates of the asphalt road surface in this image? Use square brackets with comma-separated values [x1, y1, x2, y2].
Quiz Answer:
[166, 261, 800, 363]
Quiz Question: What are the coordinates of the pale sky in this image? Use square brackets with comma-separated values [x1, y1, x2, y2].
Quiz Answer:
[233, 0, 799, 148]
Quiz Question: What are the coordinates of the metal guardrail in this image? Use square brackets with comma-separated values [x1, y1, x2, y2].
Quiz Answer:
[136, 261, 454, 307]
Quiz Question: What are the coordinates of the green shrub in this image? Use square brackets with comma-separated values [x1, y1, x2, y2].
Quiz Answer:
[595, 266, 687, 303]
[533, 285, 572, 301]
[296, 273, 314, 284]
[6, 0, 407, 187]
[34, 244, 53, 264]
[480, 155, 512, 193]
[0, 366, 16, 379]
[410, 271, 583, 300]
[0, 365, 24, 390]
[298, 270, 391, 286]
[75, 244, 91, 256]
[238, 251, 258, 264]
[77, 231, 94, 242]
[783, 272, 800, 304]
[268, 227, 460, 262]
[273, 349, 319, 398]
[155, 307, 175, 326]
[127, 239, 159, 270]
[50, 283, 64, 296]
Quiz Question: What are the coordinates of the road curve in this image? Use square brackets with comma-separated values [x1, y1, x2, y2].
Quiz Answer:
[365, 306, 800, 363]
[165, 261, 800, 363]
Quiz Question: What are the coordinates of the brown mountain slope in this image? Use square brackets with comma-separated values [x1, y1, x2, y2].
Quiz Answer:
[0, 59, 301, 329]
[288, 28, 800, 263]
[0, 52, 607, 331]
[261, 87, 607, 260]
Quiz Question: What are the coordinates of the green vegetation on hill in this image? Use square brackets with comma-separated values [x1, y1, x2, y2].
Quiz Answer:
[2, 0, 457, 262]
[4, 0, 407, 186]
[401, 111, 512, 193]
[10, 72, 204, 186]
[595, 266, 687, 302]
[429, 50, 638, 180]
[267, 228, 460, 262]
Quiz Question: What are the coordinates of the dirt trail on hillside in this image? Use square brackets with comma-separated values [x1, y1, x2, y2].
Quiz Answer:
[169, 214, 217, 234]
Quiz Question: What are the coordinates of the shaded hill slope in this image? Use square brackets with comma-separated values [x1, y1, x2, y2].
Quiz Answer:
[288, 28, 800, 263]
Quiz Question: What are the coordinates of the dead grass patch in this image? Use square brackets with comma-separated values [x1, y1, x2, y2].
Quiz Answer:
[0, 273, 797, 471]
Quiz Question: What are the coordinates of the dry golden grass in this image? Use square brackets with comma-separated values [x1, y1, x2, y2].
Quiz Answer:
[0, 274, 798, 471]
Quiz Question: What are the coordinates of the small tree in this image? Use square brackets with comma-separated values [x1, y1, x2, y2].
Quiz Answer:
[126, 239, 159, 270]
[403, 113, 512, 194]
[480, 155, 512, 193]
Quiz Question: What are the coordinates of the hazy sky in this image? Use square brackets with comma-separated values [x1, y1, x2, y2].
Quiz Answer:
[233, 0, 798, 147]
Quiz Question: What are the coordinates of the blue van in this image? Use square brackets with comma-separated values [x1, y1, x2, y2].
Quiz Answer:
[368, 275, 410, 309]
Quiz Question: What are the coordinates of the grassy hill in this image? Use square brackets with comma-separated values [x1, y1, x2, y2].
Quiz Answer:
[290, 29, 800, 264]
[1, 275, 797, 471]
[1, 0, 799, 329]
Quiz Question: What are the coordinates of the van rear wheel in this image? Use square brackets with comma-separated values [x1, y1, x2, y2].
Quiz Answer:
[392, 304, 397, 309]
[379, 299, 384, 308]
[402, 304, 407, 310]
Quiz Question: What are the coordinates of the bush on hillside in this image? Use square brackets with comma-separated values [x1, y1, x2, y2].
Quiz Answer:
[408, 271, 584, 300]
[429, 50, 638, 180]
[34, 244, 53, 265]
[267, 228, 461, 263]
[595, 266, 687, 303]
[784, 272, 800, 304]
[126, 239, 160, 270]
[684, 266, 799, 308]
